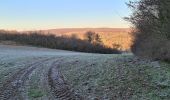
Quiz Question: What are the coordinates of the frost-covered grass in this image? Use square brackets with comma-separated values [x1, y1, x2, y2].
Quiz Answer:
[0, 44, 170, 99]
[0, 44, 82, 89]
[59, 54, 170, 99]
[26, 59, 57, 99]
[0, 56, 36, 87]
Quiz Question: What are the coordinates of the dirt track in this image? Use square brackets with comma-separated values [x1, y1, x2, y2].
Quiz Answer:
[0, 45, 84, 100]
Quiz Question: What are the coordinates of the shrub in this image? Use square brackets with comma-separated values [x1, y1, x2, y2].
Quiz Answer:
[126, 0, 170, 61]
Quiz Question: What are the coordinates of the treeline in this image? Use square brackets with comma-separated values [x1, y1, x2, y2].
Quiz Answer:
[127, 0, 170, 62]
[0, 30, 121, 54]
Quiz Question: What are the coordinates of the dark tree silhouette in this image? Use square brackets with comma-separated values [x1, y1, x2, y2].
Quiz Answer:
[126, 0, 170, 61]
[84, 31, 103, 44]
[95, 34, 102, 44]
[85, 31, 96, 43]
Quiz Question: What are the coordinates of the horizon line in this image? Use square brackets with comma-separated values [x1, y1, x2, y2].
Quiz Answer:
[1, 27, 130, 32]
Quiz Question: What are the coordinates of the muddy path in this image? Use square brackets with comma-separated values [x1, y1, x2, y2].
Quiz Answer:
[0, 45, 85, 100]
[0, 57, 81, 100]
[0, 57, 54, 100]
[48, 59, 82, 100]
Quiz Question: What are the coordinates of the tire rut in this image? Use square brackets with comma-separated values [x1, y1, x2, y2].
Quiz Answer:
[48, 60, 82, 100]
[0, 57, 53, 100]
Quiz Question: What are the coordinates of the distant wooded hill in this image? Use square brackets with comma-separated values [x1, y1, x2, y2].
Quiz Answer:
[41, 28, 132, 51]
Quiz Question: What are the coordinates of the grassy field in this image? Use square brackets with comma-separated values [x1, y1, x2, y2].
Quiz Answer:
[59, 54, 170, 99]
[0, 44, 170, 100]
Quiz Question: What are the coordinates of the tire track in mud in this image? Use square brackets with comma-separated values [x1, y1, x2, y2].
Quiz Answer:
[48, 59, 83, 100]
[22, 57, 63, 100]
[0, 57, 54, 100]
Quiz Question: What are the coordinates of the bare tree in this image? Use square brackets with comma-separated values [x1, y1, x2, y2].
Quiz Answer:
[84, 31, 103, 44]
[95, 34, 102, 44]
[85, 31, 96, 43]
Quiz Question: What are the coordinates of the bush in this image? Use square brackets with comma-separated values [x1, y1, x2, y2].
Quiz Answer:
[126, 0, 170, 61]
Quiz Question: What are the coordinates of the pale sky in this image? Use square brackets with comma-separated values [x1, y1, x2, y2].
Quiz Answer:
[0, 0, 131, 31]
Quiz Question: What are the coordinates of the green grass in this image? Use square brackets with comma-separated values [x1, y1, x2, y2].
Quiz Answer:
[28, 89, 44, 98]
[27, 70, 45, 99]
